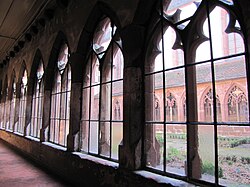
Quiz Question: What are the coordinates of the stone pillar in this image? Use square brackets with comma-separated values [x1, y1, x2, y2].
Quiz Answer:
[14, 82, 20, 133]
[119, 67, 143, 169]
[119, 25, 145, 170]
[24, 94, 32, 136]
[67, 53, 83, 151]
[67, 82, 81, 151]
[185, 65, 201, 179]
[24, 75, 35, 137]
[184, 44, 201, 179]
[40, 90, 51, 142]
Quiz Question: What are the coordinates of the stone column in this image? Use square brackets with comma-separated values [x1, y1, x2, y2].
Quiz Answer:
[119, 25, 145, 170]
[24, 94, 32, 136]
[183, 36, 201, 179]
[14, 83, 20, 133]
[185, 65, 201, 179]
[40, 89, 51, 142]
[119, 66, 143, 169]
[67, 53, 83, 152]
[67, 82, 81, 151]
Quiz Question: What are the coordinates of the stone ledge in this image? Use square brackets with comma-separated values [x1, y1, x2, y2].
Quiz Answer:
[0, 129, 195, 187]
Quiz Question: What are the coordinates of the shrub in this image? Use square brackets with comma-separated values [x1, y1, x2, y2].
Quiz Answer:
[229, 138, 250, 148]
[201, 161, 223, 178]
[202, 161, 214, 176]
[241, 157, 250, 164]
[156, 133, 164, 144]
[166, 147, 184, 162]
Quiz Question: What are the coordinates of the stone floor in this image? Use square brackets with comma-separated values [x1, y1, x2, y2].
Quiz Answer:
[0, 140, 71, 187]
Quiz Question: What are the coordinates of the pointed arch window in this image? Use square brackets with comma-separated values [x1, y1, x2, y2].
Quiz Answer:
[203, 89, 221, 122]
[145, 0, 249, 186]
[145, 9, 186, 173]
[227, 86, 248, 122]
[81, 17, 124, 160]
[166, 92, 178, 122]
[31, 60, 44, 138]
[194, 4, 249, 186]
[17, 70, 28, 134]
[50, 43, 71, 147]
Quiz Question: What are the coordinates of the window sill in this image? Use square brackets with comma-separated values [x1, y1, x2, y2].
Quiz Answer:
[42, 142, 67, 151]
[13, 131, 23, 136]
[5, 129, 13, 133]
[72, 152, 119, 168]
[135, 171, 195, 187]
[25, 136, 40, 142]
[72, 152, 193, 186]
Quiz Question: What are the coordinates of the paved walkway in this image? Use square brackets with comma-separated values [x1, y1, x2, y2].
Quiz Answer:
[0, 140, 71, 187]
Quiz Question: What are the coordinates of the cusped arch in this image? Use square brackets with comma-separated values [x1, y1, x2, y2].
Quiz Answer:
[200, 87, 213, 109]
[45, 31, 70, 91]
[8, 70, 16, 100]
[145, 21, 183, 71]
[76, 1, 122, 65]
[194, 3, 245, 62]
[183, 1, 242, 59]
[16, 61, 27, 98]
[27, 49, 44, 95]
[225, 83, 248, 122]
[224, 83, 247, 105]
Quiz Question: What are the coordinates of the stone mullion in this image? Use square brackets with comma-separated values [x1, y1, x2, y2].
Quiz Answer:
[40, 89, 51, 142]
[184, 34, 201, 179]
[119, 25, 145, 170]
[13, 82, 20, 133]
[67, 53, 83, 152]
[24, 94, 32, 136]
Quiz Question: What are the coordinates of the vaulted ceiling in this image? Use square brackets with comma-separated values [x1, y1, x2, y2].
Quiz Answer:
[0, 0, 52, 66]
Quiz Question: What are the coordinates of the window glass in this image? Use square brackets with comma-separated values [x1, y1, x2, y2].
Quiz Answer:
[81, 18, 123, 161]
[165, 0, 202, 24]
[146, 1, 249, 186]
[50, 44, 71, 147]
[145, 23, 186, 175]
[31, 60, 44, 138]
[227, 86, 248, 122]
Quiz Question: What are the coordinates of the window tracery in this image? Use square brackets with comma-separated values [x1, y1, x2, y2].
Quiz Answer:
[49, 43, 71, 147]
[227, 86, 248, 122]
[81, 17, 123, 160]
[31, 60, 44, 138]
[145, 0, 249, 186]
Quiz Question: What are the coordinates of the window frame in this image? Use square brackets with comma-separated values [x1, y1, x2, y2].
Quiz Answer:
[49, 44, 71, 147]
[80, 17, 124, 162]
[144, 0, 249, 186]
[30, 60, 44, 138]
